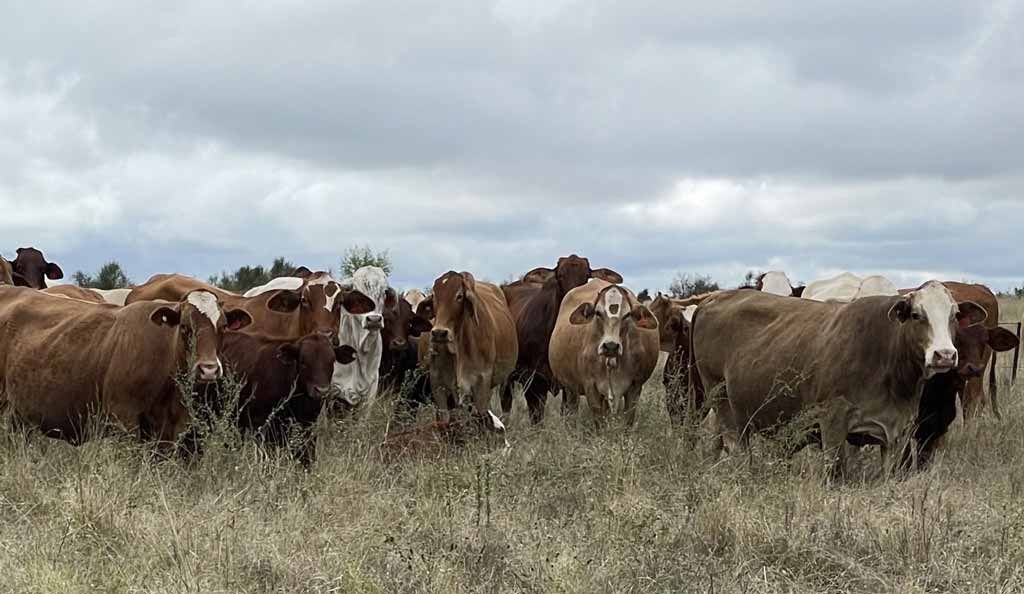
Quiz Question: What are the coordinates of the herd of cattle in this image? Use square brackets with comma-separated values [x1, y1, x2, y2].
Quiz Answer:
[0, 248, 1016, 476]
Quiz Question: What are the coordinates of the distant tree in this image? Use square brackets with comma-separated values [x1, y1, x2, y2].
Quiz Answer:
[73, 261, 131, 290]
[668, 273, 719, 299]
[209, 257, 298, 293]
[740, 270, 763, 289]
[340, 245, 392, 277]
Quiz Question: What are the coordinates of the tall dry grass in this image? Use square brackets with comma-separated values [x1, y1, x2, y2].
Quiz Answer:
[3, 352, 1024, 593]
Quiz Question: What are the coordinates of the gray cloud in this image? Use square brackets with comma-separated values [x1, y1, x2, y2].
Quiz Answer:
[0, 1, 1022, 295]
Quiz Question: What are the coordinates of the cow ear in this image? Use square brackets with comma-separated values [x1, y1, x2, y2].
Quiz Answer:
[45, 262, 64, 280]
[384, 287, 398, 309]
[522, 267, 554, 284]
[459, 271, 477, 291]
[888, 298, 912, 323]
[410, 315, 433, 336]
[590, 268, 623, 284]
[569, 303, 595, 325]
[631, 305, 658, 330]
[292, 266, 313, 279]
[150, 306, 181, 327]
[988, 327, 1020, 352]
[334, 345, 357, 364]
[268, 290, 302, 313]
[277, 343, 300, 364]
[956, 301, 987, 328]
[340, 290, 376, 314]
[417, 296, 434, 320]
[225, 309, 253, 331]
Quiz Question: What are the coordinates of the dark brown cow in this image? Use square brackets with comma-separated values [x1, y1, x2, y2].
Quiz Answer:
[0, 287, 252, 445]
[417, 271, 517, 434]
[7, 247, 63, 289]
[944, 282, 1007, 418]
[126, 273, 374, 338]
[911, 319, 1019, 469]
[218, 332, 356, 466]
[43, 285, 106, 303]
[379, 294, 432, 395]
[500, 255, 622, 423]
[690, 282, 985, 479]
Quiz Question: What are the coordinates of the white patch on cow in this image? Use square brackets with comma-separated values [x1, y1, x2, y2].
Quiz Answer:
[682, 305, 697, 323]
[487, 410, 505, 431]
[601, 287, 624, 317]
[187, 291, 221, 326]
[333, 266, 390, 402]
[404, 288, 426, 311]
[760, 271, 794, 296]
[243, 276, 303, 297]
[915, 280, 959, 376]
[803, 272, 863, 303]
[856, 275, 899, 299]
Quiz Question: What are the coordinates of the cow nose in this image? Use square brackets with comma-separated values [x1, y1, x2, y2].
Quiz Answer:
[196, 362, 222, 382]
[314, 385, 335, 398]
[365, 314, 383, 329]
[431, 328, 451, 342]
[599, 341, 621, 356]
[391, 337, 407, 350]
[961, 363, 984, 378]
[931, 349, 957, 369]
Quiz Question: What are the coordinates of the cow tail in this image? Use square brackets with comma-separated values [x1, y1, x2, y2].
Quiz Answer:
[990, 350, 1001, 420]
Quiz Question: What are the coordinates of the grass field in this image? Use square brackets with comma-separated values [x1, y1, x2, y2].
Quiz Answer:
[3, 336, 1024, 593]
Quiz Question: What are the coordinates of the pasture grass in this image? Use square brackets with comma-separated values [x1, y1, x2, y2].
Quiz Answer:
[3, 357, 1024, 593]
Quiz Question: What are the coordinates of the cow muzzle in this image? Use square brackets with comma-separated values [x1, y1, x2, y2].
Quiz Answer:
[390, 337, 407, 350]
[958, 363, 985, 378]
[314, 384, 338, 399]
[195, 361, 223, 383]
[364, 313, 383, 330]
[928, 348, 957, 373]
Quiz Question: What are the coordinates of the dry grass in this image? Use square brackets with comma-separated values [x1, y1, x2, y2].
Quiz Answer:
[4, 354, 1024, 593]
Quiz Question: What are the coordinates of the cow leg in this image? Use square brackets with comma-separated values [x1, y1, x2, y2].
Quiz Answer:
[471, 375, 505, 434]
[561, 388, 580, 418]
[524, 376, 549, 425]
[500, 379, 515, 417]
[820, 416, 849, 485]
[621, 383, 642, 427]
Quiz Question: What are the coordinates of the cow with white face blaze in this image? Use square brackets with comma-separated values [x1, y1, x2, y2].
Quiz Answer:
[332, 266, 398, 405]
[690, 281, 986, 480]
[549, 280, 659, 426]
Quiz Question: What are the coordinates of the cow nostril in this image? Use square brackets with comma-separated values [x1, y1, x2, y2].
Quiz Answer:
[431, 329, 449, 341]
[600, 341, 621, 355]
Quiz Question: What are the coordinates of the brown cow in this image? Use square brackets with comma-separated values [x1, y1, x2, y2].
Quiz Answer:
[648, 294, 697, 424]
[126, 273, 374, 338]
[690, 282, 985, 479]
[0, 258, 14, 285]
[943, 282, 1009, 418]
[500, 255, 622, 423]
[6, 247, 63, 289]
[379, 294, 432, 395]
[417, 271, 517, 434]
[218, 332, 356, 466]
[549, 280, 660, 426]
[0, 286, 253, 445]
[43, 285, 106, 303]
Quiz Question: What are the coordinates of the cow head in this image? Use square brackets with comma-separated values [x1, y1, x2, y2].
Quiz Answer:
[338, 266, 390, 332]
[305, 276, 376, 337]
[278, 333, 357, 399]
[11, 247, 63, 289]
[569, 284, 658, 368]
[382, 292, 433, 352]
[887, 280, 986, 378]
[953, 320, 1019, 378]
[425, 271, 480, 352]
[522, 254, 623, 297]
[649, 294, 690, 353]
[151, 289, 253, 383]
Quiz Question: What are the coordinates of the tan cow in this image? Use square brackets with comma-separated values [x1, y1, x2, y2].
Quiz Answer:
[0, 286, 253, 445]
[690, 281, 985, 479]
[416, 271, 517, 433]
[127, 273, 374, 338]
[549, 280, 660, 426]
[43, 285, 106, 303]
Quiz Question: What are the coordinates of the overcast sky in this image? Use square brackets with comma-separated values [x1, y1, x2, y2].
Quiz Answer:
[2, 1, 1023, 293]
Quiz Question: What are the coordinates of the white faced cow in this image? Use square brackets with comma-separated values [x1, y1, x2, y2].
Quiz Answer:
[333, 266, 398, 405]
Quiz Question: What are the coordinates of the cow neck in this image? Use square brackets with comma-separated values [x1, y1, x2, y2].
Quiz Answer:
[886, 322, 929, 400]
[536, 278, 565, 336]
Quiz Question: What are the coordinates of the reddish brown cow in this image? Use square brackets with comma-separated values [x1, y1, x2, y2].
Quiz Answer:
[6, 247, 63, 289]
[417, 271, 517, 434]
[500, 255, 622, 423]
[648, 294, 694, 423]
[379, 294, 432, 394]
[0, 287, 252, 445]
[218, 332, 356, 466]
[126, 273, 374, 338]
